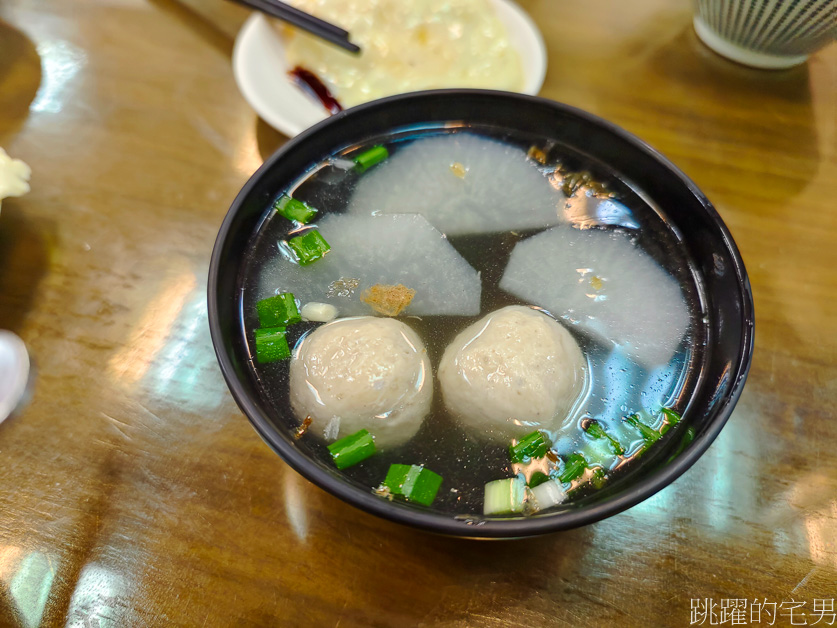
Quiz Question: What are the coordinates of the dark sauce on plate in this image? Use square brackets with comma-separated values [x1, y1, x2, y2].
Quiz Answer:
[288, 66, 343, 114]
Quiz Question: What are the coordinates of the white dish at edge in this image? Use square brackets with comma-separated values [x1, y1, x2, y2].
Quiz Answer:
[232, 0, 548, 138]
[0, 331, 29, 425]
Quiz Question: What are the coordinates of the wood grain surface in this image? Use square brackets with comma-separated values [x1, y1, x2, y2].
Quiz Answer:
[0, 0, 835, 626]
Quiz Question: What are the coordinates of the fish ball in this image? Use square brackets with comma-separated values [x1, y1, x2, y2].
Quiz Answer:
[438, 306, 587, 442]
[290, 317, 432, 449]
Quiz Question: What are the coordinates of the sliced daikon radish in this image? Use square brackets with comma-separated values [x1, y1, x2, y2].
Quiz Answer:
[347, 133, 565, 235]
[258, 213, 481, 316]
[500, 225, 690, 367]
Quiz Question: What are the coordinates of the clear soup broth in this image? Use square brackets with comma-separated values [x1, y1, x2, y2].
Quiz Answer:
[238, 124, 707, 518]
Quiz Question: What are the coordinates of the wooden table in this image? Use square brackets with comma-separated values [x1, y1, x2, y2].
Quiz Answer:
[1, 1, 835, 625]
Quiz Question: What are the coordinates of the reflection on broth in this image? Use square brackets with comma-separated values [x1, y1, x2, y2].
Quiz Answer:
[238, 126, 706, 518]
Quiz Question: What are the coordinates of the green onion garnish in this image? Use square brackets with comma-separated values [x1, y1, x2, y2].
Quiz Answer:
[559, 453, 588, 483]
[483, 477, 527, 515]
[590, 467, 607, 489]
[584, 420, 625, 456]
[624, 413, 661, 444]
[667, 426, 696, 462]
[254, 327, 290, 363]
[327, 429, 376, 470]
[274, 195, 318, 224]
[354, 145, 389, 173]
[382, 464, 443, 506]
[256, 292, 301, 328]
[288, 230, 331, 266]
[509, 430, 550, 463]
[660, 407, 682, 435]
[527, 471, 551, 488]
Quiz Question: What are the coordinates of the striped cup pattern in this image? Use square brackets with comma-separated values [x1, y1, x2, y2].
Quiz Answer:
[694, 0, 837, 56]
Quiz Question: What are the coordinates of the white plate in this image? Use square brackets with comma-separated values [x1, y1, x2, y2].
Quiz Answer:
[232, 1, 547, 138]
[0, 331, 29, 425]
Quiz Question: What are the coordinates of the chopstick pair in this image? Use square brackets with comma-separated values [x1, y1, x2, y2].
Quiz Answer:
[229, 0, 360, 53]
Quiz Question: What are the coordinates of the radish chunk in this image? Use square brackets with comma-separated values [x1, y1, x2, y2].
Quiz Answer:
[258, 213, 481, 316]
[500, 225, 690, 367]
[347, 133, 565, 235]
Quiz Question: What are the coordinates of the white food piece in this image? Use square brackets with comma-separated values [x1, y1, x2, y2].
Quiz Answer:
[281, 0, 523, 108]
[500, 225, 691, 367]
[300, 301, 338, 322]
[0, 148, 31, 210]
[0, 331, 29, 425]
[438, 305, 588, 443]
[348, 134, 565, 236]
[530, 479, 567, 512]
[290, 317, 432, 449]
[258, 213, 481, 316]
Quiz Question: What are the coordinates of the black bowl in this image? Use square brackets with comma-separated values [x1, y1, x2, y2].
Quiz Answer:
[208, 90, 754, 539]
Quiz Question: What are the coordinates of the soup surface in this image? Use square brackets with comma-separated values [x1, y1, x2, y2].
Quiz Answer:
[238, 125, 707, 517]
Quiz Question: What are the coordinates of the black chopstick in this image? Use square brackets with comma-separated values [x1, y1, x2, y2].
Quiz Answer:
[230, 0, 360, 53]
[264, 0, 349, 38]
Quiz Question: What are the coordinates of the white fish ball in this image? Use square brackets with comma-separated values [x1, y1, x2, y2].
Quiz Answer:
[438, 306, 588, 443]
[290, 317, 432, 449]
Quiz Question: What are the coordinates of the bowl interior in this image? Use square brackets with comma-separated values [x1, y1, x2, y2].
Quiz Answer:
[208, 90, 754, 538]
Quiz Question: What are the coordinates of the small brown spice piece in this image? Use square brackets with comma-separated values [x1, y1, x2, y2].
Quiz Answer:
[294, 416, 313, 440]
[373, 485, 394, 501]
[590, 275, 604, 291]
[450, 162, 467, 178]
[561, 171, 594, 197]
[527, 145, 548, 164]
[360, 283, 416, 317]
[546, 449, 559, 463]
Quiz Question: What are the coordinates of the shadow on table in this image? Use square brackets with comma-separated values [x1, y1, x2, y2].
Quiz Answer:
[146, 0, 235, 57]
[0, 19, 42, 141]
[256, 117, 290, 161]
[0, 203, 52, 335]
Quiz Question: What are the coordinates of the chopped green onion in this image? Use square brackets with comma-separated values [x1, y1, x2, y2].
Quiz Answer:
[509, 430, 550, 463]
[327, 429, 376, 469]
[624, 413, 661, 444]
[584, 420, 625, 455]
[483, 477, 527, 515]
[254, 327, 290, 363]
[527, 471, 551, 488]
[530, 479, 566, 511]
[660, 407, 682, 435]
[353, 145, 389, 173]
[256, 292, 301, 328]
[288, 230, 331, 266]
[382, 464, 443, 506]
[590, 467, 607, 489]
[578, 441, 616, 470]
[274, 195, 317, 224]
[667, 426, 697, 462]
[559, 453, 588, 483]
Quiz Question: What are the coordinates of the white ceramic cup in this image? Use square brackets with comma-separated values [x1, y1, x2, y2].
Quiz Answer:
[693, 0, 837, 69]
